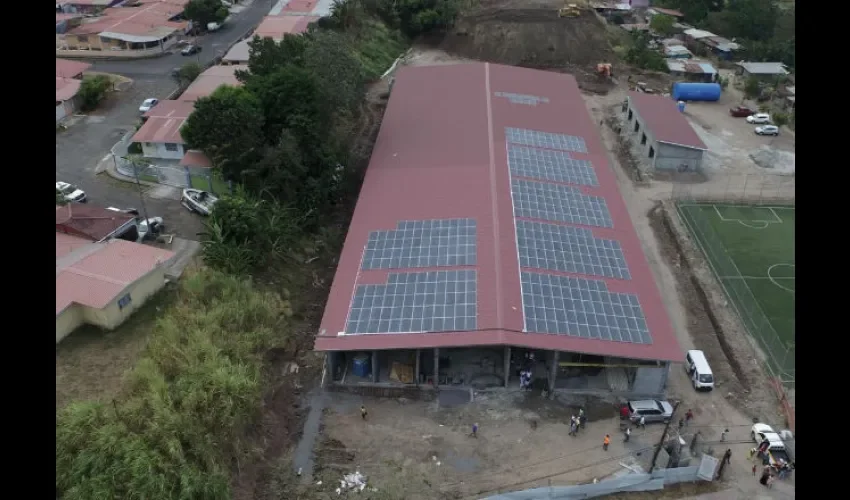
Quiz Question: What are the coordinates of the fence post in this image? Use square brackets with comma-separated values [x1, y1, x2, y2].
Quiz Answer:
[184, 166, 191, 188]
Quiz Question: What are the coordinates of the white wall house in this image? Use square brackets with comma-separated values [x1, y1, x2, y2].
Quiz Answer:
[141, 141, 186, 160]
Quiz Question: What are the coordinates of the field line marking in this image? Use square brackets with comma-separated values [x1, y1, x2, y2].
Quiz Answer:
[769, 207, 783, 223]
[767, 264, 795, 293]
[713, 204, 729, 222]
[738, 221, 768, 229]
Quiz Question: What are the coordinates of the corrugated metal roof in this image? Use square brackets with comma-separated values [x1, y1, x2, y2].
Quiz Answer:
[683, 28, 715, 39]
[223, 39, 251, 63]
[628, 91, 707, 150]
[666, 59, 685, 72]
[698, 63, 717, 74]
[738, 62, 789, 75]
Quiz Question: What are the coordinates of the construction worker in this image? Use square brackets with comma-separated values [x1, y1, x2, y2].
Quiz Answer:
[360, 405, 368, 420]
[603, 434, 611, 451]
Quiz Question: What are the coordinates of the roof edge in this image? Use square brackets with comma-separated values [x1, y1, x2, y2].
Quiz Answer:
[656, 139, 708, 151]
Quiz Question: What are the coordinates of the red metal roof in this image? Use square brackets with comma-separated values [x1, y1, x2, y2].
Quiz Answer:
[254, 15, 317, 39]
[627, 92, 707, 150]
[314, 63, 681, 362]
[179, 65, 247, 102]
[56, 59, 91, 78]
[143, 99, 194, 119]
[56, 233, 174, 314]
[180, 150, 212, 168]
[56, 204, 135, 242]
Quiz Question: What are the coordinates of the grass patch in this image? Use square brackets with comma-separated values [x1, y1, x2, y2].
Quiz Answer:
[138, 173, 159, 183]
[350, 19, 407, 80]
[56, 268, 295, 500]
[190, 172, 231, 195]
[677, 203, 795, 380]
[56, 286, 177, 410]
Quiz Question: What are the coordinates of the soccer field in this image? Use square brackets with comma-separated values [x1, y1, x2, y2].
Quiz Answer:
[676, 203, 795, 383]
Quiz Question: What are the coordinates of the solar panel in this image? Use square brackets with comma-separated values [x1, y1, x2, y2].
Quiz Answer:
[506, 127, 588, 154]
[346, 270, 478, 334]
[508, 145, 598, 187]
[494, 92, 550, 106]
[521, 272, 651, 344]
[362, 219, 477, 270]
[516, 220, 631, 280]
[511, 178, 613, 228]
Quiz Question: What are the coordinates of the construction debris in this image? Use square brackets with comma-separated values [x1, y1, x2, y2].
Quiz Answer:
[337, 470, 368, 494]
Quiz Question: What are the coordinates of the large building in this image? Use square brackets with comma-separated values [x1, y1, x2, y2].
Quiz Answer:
[624, 92, 707, 173]
[315, 63, 682, 397]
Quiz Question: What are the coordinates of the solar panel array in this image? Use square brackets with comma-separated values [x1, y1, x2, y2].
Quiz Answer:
[362, 219, 477, 270]
[346, 270, 478, 334]
[508, 145, 598, 187]
[494, 92, 550, 106]
[516, 220, 631, 280]
[506, 127, 588, 154]
[511, 178, 613, 228]
[521, 272, 652, 344]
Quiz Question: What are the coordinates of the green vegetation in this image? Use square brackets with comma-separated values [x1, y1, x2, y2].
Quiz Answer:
[77, 74, 113, 111]
[178, 61, 203, 84]
[56, 269, 293, 500]
[743, 76, 761, 99]
[658, 0, 795, 69]
[649, 13, 676, 36]
[625, 31, 667, 72]
[677, 204, 795, 380]
[189, 172, 230, 195]
[56, 188, 67, 205]
[184, 0, 228, 28]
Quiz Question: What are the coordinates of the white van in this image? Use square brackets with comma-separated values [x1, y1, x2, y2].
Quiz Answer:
[685, 350, 714, 391]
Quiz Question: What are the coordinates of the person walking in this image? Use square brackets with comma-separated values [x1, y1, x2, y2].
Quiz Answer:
[721, 428, 729, 442]
[578, 408, 586, 429]
[678, 418, 684, 431]
[685, 409, 694, 426]
[759, 466, 770, 486]
[360, 405, 368, 420]
[723, 448, 732, 465]
[569, 419, 577, 437]
[603, 434, 611, 451]
[471, 423, 479, 438]
[624, 427, 631, 443]
[752, 463, 757, 476]
[639, 415, 646, 430]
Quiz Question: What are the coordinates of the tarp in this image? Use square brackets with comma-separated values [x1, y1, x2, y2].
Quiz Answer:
[389, 362, 414, 384]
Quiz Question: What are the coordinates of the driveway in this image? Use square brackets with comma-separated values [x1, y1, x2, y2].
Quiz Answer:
[56, 0, 273, 240]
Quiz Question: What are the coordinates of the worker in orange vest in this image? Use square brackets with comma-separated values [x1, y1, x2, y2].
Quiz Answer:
[603, 434, 611, 451]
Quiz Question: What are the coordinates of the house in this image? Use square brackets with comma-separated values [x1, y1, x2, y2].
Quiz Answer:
[663, 45, 692, 59]
[180, 150, 212, 170]
[270, 0, 334, 16]
[620, 23, 650, 33]
[665, 59, 717, 82]
[589, 2, 632, 15]
[700, 36, 741, 60]
[222, 39, 251, 65]
[56, 59, 91, 122]
[58, 0, 123, 14]
[132, 100, 195, 159]
[253, 15, 317, 41]
[646, 7, 684, 18]
[316, 63, 681, 398]
[56, 232, 174, 342]
[56, 13, 83, 34]
[624, 91, 707, 172]
[179, 65, 247, 102]
[59, 0, 189, 53]
[56, 204, 138, 242]
[736, 62, 790, 81]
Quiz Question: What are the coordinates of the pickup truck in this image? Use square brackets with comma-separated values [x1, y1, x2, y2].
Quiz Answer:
[751, 423, 793, 466]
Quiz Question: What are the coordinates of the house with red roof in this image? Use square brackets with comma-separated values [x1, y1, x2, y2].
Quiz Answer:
[624, 92, 707, 172]
[56, 58, 91, 122]
[315, 63, 682, 398]
[56, 232, 174, 343]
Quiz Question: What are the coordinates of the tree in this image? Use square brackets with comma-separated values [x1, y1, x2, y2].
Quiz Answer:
[241, 34, 310, 79]
[625, 31, 668, 72]
[304, 30, 366, 116]
[649, 14, 676, 36]
[178, 62, 203, 84]
[772, 112, 789, 128]
[56, 188, 67, 206]
[396, 0, 460, 37]
[184, 0, 228, 28]
[77, 74, 112, 111]
[743, 76, 761, 99]
[180, 86, 265, 182]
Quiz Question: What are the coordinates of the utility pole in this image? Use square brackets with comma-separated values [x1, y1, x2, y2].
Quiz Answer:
[126, 156, 152, 227]
[649, 400, 680, 473]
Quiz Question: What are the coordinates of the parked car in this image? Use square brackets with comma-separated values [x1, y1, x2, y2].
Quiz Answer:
[729, 105, 754, 118]
[181, 44, 201, 56]
[755, 125, 780, 136]
[139, 98, 159, 113]
[181, 188, 218, 216]
[107, 207, 164, 241]
[746, 113, 771, 124]
[751, 423, 793, 466]
[623, 400, 674, 424]
[56, 181, 86, 203]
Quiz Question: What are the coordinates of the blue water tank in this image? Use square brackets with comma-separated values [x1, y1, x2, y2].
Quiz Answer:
[352, 355, 371, 378]
[671, 82, 722, 102]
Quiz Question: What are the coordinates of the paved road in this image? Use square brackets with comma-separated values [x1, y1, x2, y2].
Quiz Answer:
[56, 0, 273, 240]
[86, 0, 273, 77]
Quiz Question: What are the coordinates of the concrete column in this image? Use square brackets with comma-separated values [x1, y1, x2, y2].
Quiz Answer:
[548, 351, 560, 400]
[371, 351, 379, 383]
[433, 348, 440, 387]
[659, 361, 671, 394]
[323, 352, 334, 387]
[504, 346, 512, 388]
[415, 349, 421, 386]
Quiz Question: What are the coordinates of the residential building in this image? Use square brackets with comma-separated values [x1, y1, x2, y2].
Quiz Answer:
[56, 232, 174, 342]
[700, 36, 741, 60]
[56, 59, 91, 122]
[58, 0, 123, 15]
[665, 59, 717, 82]
[59, 0, 189, 53]
[253, 15, 317, 41]
[56, 204, 138, 242]
[133, 100, 195, 159]
[663, 45, 691, 59]
[179, 65, 247, 102]
[269, 0, 334, 16]
[736, 62, 790, 81]
[624, 91, 707, 172]
[222, 39, 251, 65]
[316, 63, 681, 397]
[56, 13, 83, 34]
[646, 7, 684, 18]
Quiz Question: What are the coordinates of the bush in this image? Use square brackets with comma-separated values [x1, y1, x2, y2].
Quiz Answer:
[77, 74, 113, 111]
[56, 269, 292, 500]
[128, 142, 142, 154]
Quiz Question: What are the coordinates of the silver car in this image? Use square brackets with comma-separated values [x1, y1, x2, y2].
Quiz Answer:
[626, 400, 674, 424]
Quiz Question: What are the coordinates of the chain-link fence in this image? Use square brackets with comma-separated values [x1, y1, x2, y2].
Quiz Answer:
[671, 173, 795, 205]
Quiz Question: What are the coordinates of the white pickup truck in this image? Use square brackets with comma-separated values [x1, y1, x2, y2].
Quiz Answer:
[751, 423, 793, 466]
